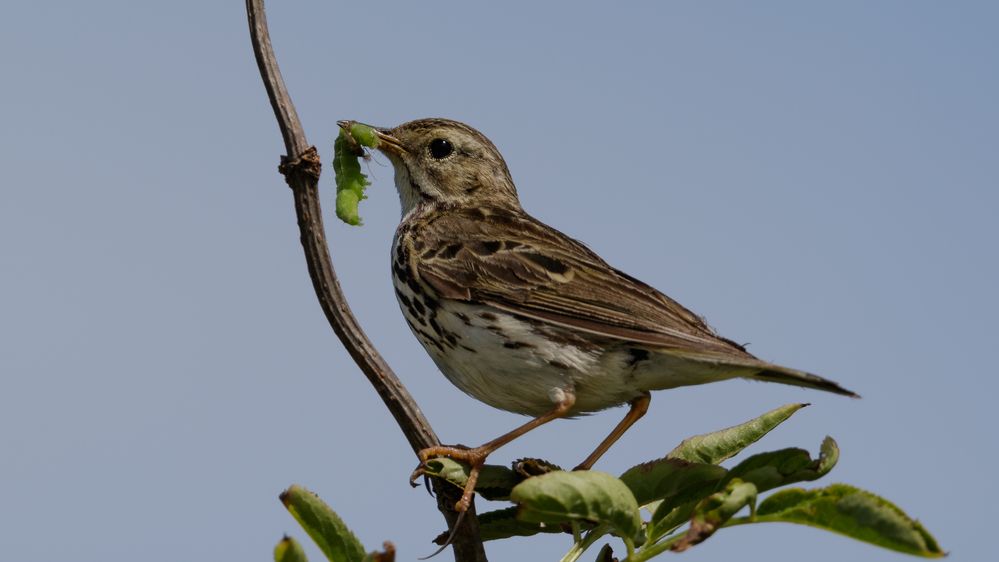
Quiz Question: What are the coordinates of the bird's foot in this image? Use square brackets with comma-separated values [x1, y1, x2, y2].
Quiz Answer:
[410, 444, 490, 512]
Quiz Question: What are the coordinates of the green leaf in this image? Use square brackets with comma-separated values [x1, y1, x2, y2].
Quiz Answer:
[280, 485, 366, 562]
[422, 457, 520, 501]
[725, 436, 839, 493]
[511, 471, 641, 541]
[274, 535, 309, 562]
[647, 501, 697, 543]
[672, 479, 758, 552]
[730, 484, 945, 558]
[619, 457, 727, 507]
[667, 403, 807, 464]
[476, 506, 564, 541]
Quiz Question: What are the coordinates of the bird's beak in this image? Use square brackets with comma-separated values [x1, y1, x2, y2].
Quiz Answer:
[337, 120, 407, 156]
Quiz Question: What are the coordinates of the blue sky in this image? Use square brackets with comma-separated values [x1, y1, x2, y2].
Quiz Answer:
[1, 2, 995, 561]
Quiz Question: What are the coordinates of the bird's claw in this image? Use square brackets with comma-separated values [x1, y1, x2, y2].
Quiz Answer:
[409, 464, 427, 486]
[410, 445, 488, 512]
[408, 463, 436, 497]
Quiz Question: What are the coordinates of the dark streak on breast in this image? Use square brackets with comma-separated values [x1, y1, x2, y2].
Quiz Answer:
[416, 328, 445, 352]
[395, 288, 411, 308]
[412, 298, 426, 316]
[405, 276, 422, 294]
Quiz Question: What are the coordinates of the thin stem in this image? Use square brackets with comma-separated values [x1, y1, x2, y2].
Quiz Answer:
[244, 1, 486, 560]
[625, 532, 685, 562]
[560, 525, 610, 562]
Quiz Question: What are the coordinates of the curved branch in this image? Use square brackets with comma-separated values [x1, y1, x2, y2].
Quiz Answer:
[245, 1, 486, 560]
[246, 0, 434, 459]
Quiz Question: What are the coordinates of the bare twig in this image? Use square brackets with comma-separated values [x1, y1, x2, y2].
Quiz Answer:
[245, 1, 486, 560]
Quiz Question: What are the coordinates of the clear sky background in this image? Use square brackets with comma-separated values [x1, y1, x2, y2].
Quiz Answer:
[1, 2, 995, 561]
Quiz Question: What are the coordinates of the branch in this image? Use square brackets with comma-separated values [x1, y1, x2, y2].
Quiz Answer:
[245, 1, 486, 560]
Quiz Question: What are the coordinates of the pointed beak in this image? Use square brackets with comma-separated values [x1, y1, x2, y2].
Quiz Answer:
[337, 120, 407, 156]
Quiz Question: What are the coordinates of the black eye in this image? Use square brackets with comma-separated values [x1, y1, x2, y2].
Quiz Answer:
[428, 138, 454, 160]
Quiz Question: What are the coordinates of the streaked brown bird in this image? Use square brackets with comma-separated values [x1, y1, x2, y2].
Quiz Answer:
[338, 118, 856, 512]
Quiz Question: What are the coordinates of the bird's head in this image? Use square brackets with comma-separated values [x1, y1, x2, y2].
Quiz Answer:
[339, 118, 520, 217]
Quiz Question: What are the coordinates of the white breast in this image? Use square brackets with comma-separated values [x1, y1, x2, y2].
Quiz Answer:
[392, 254, 648, 415]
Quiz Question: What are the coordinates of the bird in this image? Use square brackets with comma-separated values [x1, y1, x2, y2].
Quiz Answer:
[337, 118, 857, 513]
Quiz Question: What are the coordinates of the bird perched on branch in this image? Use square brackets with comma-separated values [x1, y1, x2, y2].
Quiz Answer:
[337, 118, 857, 513]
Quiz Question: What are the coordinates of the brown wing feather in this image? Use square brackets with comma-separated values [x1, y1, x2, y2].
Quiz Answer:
[409, 206, 755, 361]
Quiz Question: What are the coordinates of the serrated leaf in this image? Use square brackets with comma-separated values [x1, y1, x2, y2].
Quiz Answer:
[725, 436, 839, 493]
[280, 485, 366, 562]
[476, 506, 564, 541]
[667, 403, 807, 464]
[647, 500, 698, 543]
[619, 457, 727, 507]
[274, 535, 309, 562]
[422, 457, 520, 500]
[512, 457, 564, 477]
[510, 471, 641, 541]
[672, 479, 758, 552]
[732, 484, 945, 558]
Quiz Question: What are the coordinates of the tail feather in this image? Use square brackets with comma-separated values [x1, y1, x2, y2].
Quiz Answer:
[648, 348, 859, 397]
[753, 364, 859, 398]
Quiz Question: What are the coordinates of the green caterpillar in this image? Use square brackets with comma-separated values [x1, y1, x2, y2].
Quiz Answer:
[332, 122, 379, 225]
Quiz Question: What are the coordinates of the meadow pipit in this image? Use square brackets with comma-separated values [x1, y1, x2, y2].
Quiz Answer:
[338, 118, 856, 512]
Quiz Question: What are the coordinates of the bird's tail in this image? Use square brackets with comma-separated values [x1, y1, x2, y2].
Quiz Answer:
[638, 349, 859, 398]
[751, 363, 859, 398]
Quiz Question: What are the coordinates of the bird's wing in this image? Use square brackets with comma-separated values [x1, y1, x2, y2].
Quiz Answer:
[405, 206, 754, 360]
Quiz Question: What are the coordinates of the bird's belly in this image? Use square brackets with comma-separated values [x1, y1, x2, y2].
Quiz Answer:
[397, 293, 647, 416]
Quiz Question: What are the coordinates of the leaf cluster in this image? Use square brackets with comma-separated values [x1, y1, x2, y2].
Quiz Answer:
[271, 404, 943, 561]
[422, 403, 944, 561]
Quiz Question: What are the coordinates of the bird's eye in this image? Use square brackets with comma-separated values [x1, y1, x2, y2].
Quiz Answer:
[428, 138, 454, 160]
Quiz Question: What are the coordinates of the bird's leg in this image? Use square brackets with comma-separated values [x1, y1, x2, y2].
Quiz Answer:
[574, 392, 651, 471]
[413, 391, 576, 512]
